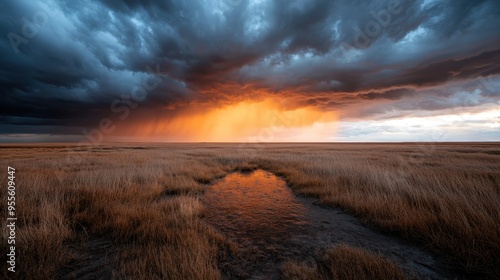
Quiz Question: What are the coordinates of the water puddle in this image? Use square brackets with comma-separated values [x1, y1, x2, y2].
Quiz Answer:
[203, 170, 308, 245]
[203, 170, 461, 279]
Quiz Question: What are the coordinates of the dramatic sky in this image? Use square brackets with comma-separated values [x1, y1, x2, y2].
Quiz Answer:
[1, 0, 499, 142]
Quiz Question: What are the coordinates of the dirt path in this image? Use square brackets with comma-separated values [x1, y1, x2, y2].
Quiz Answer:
[202, 170, 466, 279]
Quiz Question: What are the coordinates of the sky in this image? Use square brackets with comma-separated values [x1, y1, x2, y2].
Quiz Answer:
[1, 0, 499, 143]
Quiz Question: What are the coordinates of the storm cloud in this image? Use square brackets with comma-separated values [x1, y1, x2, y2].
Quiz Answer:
[1, 0, 499, 140]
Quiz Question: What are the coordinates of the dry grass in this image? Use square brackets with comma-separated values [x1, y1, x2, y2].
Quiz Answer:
[0, 143, 499, 279]
[0, 146, 232, 280]
[280, 245, 409, 280]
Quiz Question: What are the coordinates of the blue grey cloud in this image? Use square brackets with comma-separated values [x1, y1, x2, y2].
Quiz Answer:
[1, 0, 499, 137]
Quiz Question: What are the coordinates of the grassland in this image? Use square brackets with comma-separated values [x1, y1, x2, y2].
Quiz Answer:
[1, 143, 499, 279]
[280, 245, 408, 280]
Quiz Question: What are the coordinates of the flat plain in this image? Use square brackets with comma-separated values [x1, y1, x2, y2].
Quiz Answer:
[1, 143, 499, 279]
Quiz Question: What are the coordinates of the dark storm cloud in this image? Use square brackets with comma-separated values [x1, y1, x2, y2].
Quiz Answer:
[358, 88, 416, 100]
[1, 0, 500, 135]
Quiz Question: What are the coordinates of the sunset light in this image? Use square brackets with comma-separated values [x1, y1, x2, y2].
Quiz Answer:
[1, 1, 499, 279]
[121, 99, 338, 142]
[1, 0, 499, 143]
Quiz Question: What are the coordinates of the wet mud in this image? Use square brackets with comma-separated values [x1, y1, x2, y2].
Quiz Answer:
[202, 170, 464, 279]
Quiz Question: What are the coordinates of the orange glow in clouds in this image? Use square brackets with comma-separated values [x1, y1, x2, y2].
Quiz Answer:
[129, 99, 338, 142]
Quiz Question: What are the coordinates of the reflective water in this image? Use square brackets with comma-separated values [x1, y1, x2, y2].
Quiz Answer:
[203, 170, 313, 278]
[203, 170, 461, 279]
[203, 170, 309, 246]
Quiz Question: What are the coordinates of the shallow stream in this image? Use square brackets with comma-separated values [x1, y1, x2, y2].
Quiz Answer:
[203, 170, 462, 279]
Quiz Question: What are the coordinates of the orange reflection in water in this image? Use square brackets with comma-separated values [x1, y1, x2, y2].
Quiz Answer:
[127, 99, 338, 141]
[202, 170, 309, 243]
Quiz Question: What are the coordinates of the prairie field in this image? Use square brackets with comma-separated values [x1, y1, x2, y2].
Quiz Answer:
[0, 143, 499, 279]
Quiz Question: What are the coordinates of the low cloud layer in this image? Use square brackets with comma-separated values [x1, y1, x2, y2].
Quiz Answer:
[1, 0, 499, 141]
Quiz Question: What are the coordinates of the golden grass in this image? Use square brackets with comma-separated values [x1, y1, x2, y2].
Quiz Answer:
[280, 245, 409, 280]
[0, 143, 499, 279]
[0, 146, 231, 280]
